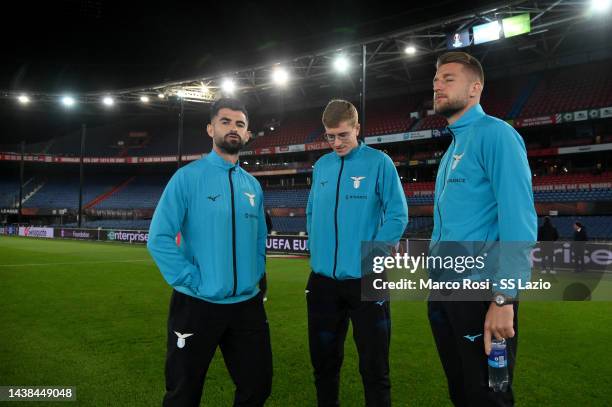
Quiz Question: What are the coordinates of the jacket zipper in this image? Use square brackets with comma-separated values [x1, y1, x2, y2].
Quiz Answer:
[229, 167, 238, 296]
[434, 128, 455, 244]
[332, 157, 345, 279]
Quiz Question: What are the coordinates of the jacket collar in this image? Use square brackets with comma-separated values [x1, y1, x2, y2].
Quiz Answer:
[448, 104, 485, 135]
[334, 141, 364, 161]
[205, 149, 241, 170]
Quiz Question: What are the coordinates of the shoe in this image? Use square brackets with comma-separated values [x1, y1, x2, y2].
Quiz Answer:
[550, 270, 556, 275]
[540, 270, 547, 274]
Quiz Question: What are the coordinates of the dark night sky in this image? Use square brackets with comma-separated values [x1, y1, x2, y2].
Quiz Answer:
[2, 0, 493, 93]
[1, 0, 541, 145]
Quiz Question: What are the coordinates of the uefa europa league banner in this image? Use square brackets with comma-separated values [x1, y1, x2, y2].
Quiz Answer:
[266, 235, 308, 254]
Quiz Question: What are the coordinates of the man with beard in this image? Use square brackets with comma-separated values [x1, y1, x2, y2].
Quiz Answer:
[427, 52, 536, 406]
[148, 98, 272, 407]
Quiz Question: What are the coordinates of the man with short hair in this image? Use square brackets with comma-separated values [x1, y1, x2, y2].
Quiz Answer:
[148, 98, 272, 407]
[306, 99, 408, 407]
[428, 51, 537, 406]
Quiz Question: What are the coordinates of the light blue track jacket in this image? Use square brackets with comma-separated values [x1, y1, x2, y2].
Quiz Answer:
[307, 142, 408, 279]
[147, 150, 266, 304]
[430, 104, 537, 296]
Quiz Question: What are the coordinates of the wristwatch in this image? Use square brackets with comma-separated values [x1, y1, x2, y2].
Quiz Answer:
[493, 292, 514, 307]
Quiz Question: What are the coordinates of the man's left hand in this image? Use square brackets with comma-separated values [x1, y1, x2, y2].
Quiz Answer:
[484, 302, 514, 355]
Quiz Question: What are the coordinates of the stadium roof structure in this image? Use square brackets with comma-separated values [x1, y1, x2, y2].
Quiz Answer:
[1, 0, 611, 114]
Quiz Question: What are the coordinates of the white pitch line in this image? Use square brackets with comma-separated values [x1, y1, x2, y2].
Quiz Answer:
[0, 259, 153, 267]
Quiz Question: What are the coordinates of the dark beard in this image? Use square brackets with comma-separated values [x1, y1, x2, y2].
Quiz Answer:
[215, 134, 244, 154]
[434, 98, 467, 118]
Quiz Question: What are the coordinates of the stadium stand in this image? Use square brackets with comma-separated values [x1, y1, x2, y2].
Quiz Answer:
[519, 60, 612, 117]
[364, 96, 420, 136]
[270, 216, 306, 234]
[6, 167, 611, 212]
[0, 180, 20, 207]
[23, 177, 80, 209]
[481, 74, 538, 119]
[410, 114, 447, 131]
[22, 175, 136, 209]
[534, 190, 612, 203]
[247, 110, 323, 149]
[404, 216, 435, 236]
[401, 172, 612, 205]
[263, 188, 309, 208]
[94, 175, 169, 209]
[1, 61, 611, 241]
[539, 216, 612, 240]
[270, 216, 436, 236]
[242, 161, 313, 172]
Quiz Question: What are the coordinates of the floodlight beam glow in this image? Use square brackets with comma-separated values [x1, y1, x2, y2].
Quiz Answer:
[333, 56, 350, 73]
[62, 96, 75, 107]
[272, 68, 289, 85]
[591, 0, 611, 12]
[222, 79, 236, 93]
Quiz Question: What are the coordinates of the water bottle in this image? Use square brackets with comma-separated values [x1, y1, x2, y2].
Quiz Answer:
[488, 338, 509, 392]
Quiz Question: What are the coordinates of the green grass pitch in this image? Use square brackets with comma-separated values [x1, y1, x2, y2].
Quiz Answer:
[1, 236, 611, 406]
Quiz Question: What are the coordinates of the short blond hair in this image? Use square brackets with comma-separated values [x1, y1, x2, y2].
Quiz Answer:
[322, 99, 358, 128]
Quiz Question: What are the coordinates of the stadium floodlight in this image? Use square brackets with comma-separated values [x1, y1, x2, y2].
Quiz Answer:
[102, 96, 114, 106]
[176, 90, 186, 98]
[140, 95, 150, 103]
[272, 67, 289, 86]
[591, 0, 611, 12]
[243, 161, 249, 165]
[17, 94, 30, 104]
[270, 126, 275, 131]
[62, 96, 75, 107]
[404, 45, 417, 55]
[222, 78, 236, 94]
[158, 93, 165, 99]
[333, 55, 350, 73]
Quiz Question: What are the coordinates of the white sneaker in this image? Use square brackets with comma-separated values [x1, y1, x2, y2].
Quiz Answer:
[550, 270, 557, 275]
[540, 270, 547, 274]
